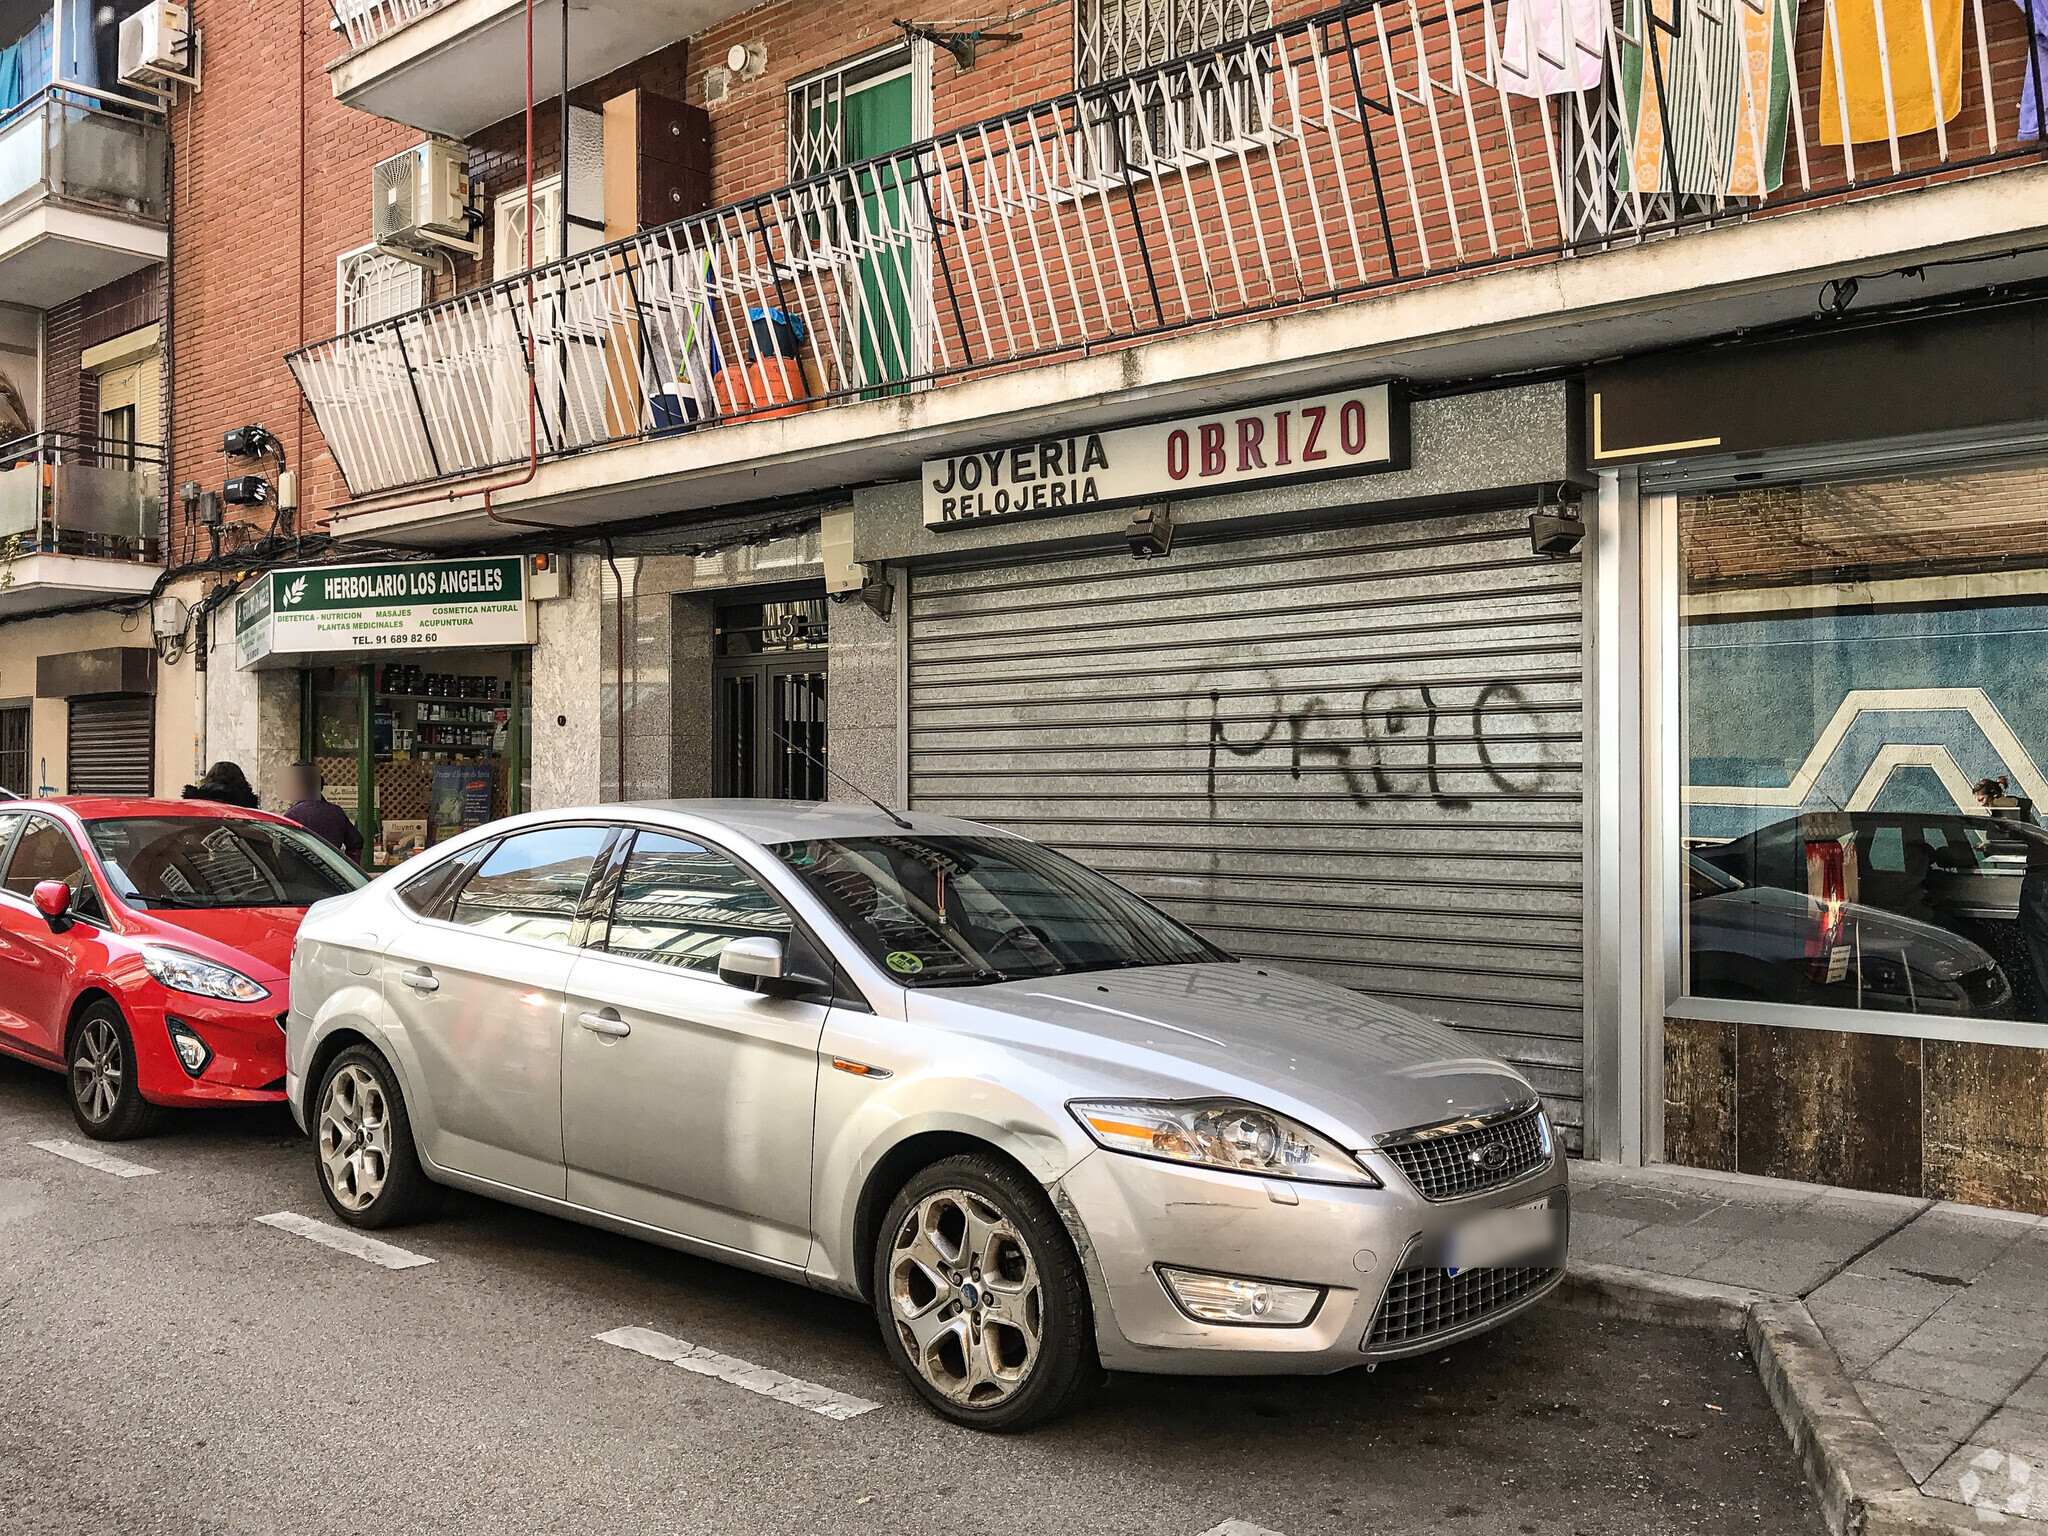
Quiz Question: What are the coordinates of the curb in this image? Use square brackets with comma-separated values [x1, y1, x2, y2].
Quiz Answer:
[1556, 1263, 1981, 1536]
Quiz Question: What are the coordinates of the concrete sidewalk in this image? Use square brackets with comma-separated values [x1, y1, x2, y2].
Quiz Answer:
[1571, 1160, 2048, 1529]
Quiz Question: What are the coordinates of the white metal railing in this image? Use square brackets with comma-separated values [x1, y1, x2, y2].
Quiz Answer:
[328, 0, 450, 53]
[291, 0, 2048, 500]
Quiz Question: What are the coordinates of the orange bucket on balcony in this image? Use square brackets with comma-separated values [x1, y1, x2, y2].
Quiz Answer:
[716, 357, 810, 421]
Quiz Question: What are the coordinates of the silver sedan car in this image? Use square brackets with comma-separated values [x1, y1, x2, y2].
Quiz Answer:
[287, 801, 1567, 1430]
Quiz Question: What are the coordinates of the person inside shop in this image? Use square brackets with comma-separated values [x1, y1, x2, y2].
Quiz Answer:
[181, 761, 260, 809]
[282, 763, 364, 863]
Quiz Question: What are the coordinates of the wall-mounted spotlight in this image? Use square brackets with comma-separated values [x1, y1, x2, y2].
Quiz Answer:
[1126, 503, 1175, 560]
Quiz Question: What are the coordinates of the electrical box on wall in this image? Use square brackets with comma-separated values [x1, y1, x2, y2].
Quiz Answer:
[527, 552, 567, 600]
[820, 509, 862, 594]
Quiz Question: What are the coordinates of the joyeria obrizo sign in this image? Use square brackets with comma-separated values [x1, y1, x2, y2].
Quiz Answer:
[921, 385, 1404, 529]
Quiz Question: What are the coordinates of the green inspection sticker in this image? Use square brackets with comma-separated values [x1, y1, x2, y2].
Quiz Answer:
[885, 951, 925, 975]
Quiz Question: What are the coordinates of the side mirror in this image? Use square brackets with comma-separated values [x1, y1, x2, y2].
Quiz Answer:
[32, 880, 74, 931]
[718, 936, 785, 992]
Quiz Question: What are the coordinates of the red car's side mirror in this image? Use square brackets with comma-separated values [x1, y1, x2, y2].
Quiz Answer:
[31, 880, 73, 929]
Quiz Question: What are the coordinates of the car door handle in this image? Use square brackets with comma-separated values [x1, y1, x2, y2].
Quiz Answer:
[400, 968, 440, 993]
[578, 1010, 630, 1038]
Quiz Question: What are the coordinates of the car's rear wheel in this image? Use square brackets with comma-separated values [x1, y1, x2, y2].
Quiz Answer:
[314, 1045, 435, 1228]
[66, 1001, 164, 1141]
[872, 1153, 1097, 1431]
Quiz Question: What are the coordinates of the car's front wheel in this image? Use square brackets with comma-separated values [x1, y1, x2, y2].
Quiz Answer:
[314, 1045, 435, 1228]
[66, 1001, 164, 1141]
[872, 1153, 1097, 1431]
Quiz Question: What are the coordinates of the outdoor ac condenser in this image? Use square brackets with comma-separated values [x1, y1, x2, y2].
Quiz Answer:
[117, 2, 190, 87]
[372, 141, 479, 258]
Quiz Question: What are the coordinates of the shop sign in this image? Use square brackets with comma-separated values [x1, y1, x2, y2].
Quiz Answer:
[235, 557, 529, 668]
[921, 385, 1404, 529]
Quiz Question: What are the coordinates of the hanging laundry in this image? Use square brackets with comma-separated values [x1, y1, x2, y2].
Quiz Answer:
[2017, 0, 2048, 141]
[1500, 0, 1606, 96]
[0, 12, 54, 114]
[1817, 0, 1963, 144]
[1618, 0, 1802, 195]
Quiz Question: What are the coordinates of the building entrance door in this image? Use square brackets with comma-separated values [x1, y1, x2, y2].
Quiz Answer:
[712, 592, 829, 800]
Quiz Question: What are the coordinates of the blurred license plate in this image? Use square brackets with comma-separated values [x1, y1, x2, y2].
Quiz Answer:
[1445, 1196, 1559, 1275]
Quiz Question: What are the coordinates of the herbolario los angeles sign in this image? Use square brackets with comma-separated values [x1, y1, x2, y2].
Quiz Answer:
[922, 384, 1406, 529]
[235, 556, 531, 668]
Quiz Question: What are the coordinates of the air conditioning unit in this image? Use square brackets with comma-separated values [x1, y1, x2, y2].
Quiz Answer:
[118, 2, 190, 87]
[372, 141, 478, 258]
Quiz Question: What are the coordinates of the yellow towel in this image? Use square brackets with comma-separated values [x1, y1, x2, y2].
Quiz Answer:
[1817, 0, 1964, 144]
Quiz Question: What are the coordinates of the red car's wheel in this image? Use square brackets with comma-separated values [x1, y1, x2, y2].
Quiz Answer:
[66, 1000, 165, 1142]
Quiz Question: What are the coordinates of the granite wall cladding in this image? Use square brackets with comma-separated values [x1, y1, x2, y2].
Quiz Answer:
[1664, 1016, 2048, 1214]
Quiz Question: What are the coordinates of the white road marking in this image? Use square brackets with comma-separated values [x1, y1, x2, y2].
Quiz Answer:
[31, 1139, 158, 1178]
[596, 1325, 879, 1421]
[1197, 1523, 1288, 1536]
[254, 1211, 435, 1270]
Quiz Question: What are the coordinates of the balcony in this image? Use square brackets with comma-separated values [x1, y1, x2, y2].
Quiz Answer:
[0, 87, 169, 308]
[295, 0, 2048, 538]
[326, 0, 748, 139]
[0, 432, 163, 616]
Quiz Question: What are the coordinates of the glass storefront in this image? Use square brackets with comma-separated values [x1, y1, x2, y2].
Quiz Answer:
[304, 653, 529, 871]
[1680, 458, 2048, 1025]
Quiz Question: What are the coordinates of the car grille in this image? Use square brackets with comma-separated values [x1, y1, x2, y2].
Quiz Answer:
[1366, 1264, 1558, 1350]
[1377, 1104, 1547, 1201]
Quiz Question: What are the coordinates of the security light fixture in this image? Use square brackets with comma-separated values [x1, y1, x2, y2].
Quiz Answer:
[1529, 510, 1585, 557]
[1126, 503, 1175, 559]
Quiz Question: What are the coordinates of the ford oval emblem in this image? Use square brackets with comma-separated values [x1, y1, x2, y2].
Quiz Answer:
[1470, 1142, 1509, 1171]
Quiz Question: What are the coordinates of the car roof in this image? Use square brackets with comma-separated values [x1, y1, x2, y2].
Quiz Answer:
[622, 799, 1017, 844]
[12, 796, 298, 825]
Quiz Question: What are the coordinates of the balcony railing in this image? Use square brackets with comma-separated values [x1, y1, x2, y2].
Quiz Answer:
[327, 0, 449, 54]
[291, 0, 2048, 501]
[0, 86, 170, 225]
[0, 432, 164, 560]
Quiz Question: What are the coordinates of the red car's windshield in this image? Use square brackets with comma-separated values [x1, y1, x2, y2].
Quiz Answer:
[85, 816, 366, 910]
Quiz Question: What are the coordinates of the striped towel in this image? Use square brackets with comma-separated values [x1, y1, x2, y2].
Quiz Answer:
[1619, 0, 1800, 195]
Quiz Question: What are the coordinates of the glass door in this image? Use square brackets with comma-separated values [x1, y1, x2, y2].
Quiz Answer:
[713, 594, 830, 799]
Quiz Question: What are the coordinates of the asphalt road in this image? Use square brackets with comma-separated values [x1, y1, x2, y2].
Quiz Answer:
[0, 1054, 1825, 1536]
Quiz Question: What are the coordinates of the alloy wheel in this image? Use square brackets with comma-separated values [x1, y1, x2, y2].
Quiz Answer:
[70, 1018, 122, 1126]
[318, 1064, 393, 1212]
[888, 1188, 1044, 1408]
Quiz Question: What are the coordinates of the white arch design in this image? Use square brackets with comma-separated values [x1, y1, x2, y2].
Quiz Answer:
[1686, 688, 2048, 811]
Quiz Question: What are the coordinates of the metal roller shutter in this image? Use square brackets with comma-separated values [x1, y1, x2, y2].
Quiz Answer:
[907, 504, 1587, 1148]
[67, 694, 155, 797]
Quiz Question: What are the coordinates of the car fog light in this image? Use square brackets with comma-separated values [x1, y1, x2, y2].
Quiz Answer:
[1158, 1266, 1323, 1326]
[166, 1018, 213, 1078]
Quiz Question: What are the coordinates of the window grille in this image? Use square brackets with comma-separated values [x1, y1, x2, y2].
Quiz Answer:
[336, 245, 426, 333]
[1073, 0, 1275, 181]
[493, 176, 564, 280]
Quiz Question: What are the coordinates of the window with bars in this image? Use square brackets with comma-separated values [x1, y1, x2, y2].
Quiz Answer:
[1073, 0, 1276, 179]
[336, 245, 426, 333]
[493, 176, 565, 280]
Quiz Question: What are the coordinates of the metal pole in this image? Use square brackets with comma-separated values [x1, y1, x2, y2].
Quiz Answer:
[356, 665, 376, 872]
[560, 0, 571, 260]
[508, 649, 525, 816]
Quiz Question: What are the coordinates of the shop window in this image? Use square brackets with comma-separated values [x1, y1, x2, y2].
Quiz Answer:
[1680, 459, 2048, 1026]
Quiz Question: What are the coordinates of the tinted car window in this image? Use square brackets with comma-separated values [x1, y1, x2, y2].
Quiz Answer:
[5, 818, 105, 922]
[773, 835, 1225, 986]
[87, 817, 365, 910]
[447, 826, 608, 946]
[592, 832, 792, 973]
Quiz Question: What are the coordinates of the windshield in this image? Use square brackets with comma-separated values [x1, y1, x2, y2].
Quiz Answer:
[86, 816, 368, 910]
[772, 835, 1227, 985]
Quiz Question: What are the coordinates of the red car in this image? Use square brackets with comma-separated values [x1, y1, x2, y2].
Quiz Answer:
[0, 798, 366, 1139]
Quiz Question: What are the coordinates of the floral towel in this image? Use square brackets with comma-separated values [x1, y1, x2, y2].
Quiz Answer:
[1619, 0, 1800, 196]
[1817, 0, 1963, 145]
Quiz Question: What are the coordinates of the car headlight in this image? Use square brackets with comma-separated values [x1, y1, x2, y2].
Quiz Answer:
[1068, 1098, 1380, 1186]
[140, 945, 271, 1002]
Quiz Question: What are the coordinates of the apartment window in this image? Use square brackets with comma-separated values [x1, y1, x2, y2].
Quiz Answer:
[0, 706, 28, 798]
[1073, 0, 1275, 177]
[493, 176, 564, 280]
[1680, 458, 2048, 1029]
[336, 245, 426, 332]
